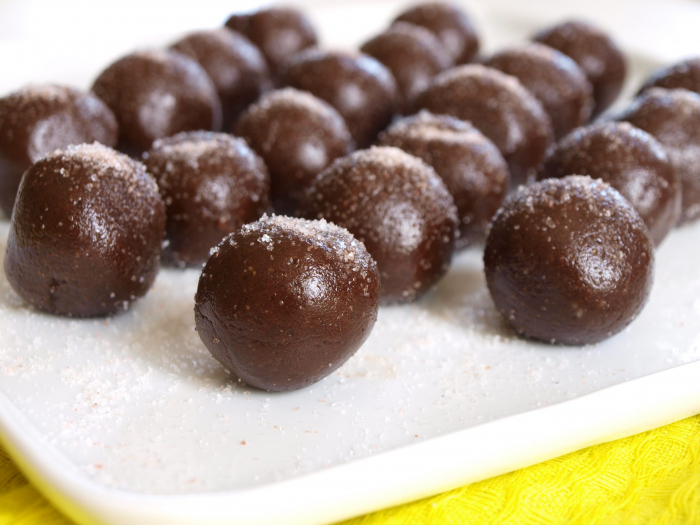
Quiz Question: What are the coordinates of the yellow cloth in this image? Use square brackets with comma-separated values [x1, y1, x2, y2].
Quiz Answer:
[1, 415, 699, 525]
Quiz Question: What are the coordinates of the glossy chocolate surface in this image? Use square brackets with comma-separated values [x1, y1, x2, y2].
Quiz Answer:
[144, 131, 269, 267]
[539, 121, 680, 245]
[378, 111, 509, 248]
[282, 49, 398, 148]
[484, 175, 654, 345]
[234, 88, 353, 214]
[194, 215, 380, 391]
[300, 146, 457, 303]
[0, 85, 118, 216]
[4, 143, 165, 317]
[92, 49, 222, 155]
[414, 64, 553, 186]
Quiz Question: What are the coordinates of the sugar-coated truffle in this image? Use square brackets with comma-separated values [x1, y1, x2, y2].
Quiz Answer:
[484, 175, 654, 345]
[4, 143, 165, 317]
[194, 215, 380, 391]
[638, 58, 700, 96]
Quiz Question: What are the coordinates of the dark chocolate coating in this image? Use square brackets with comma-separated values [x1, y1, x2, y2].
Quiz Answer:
[171, 29, 272, 130]
[143, 131, 269, 268]
[4, 143, 166, 317]
[394, 2, 479, 64]
[194, 215, 380, 391]
[0, 85, 118, 216]
[414, 64, 553, 186]
[484, 43, 594, 139]
[539, 121, 680, 245]
[533, 20, 626, 118]
[618, 88, 700, 225]
[282, 50, 398, 148]
[300, 146, 457, 303]
[225, 7, 318, 79]
[484, 175, 654, 345]
[92, 49, 222, 155]
[639, 58, 700, 96]
[360, 22, 452, 113]
[234, 88, 353, 214]
[378, 111, 509, 248]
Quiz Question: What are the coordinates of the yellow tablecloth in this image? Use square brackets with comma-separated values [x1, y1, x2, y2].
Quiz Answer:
[1, 414, 699, 525]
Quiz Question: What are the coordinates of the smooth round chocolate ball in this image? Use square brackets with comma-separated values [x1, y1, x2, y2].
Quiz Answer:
[4, 143, 166, 317]
[0, 85, 118, 216]
[484, 43, 594, 139]
[393, 2, 479, 65]
[618, 88, 700, 225]
[539, 121, 680, 245]
[143, 132, 269, 268]
[414, 64, 553, 186]
[282, 50, 398, 148]
[234, 88, 353, 214]
[360, 22, 452, 113]
[639, 58, 700, 96]
[300, 146, 458, 303]
[194, 215, 380, 392]
[533, 20, 626, 118]
[171, 29, 272, 130]
[225, 6, 318, 79]
[484, 175, 654, 345]
[92, 49, 222, 155]
[378, 111, 509, 248]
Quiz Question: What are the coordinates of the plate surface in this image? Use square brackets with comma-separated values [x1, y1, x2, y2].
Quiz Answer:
[1, 1, 700, 524]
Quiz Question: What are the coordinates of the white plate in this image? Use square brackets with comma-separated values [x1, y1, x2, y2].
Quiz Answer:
[1, 1, 700, 524]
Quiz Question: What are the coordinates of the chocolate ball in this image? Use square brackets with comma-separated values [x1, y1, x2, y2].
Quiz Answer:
[0, 85, 118, 216]
[484, 43, 594, 139]
[393, 2, 479, 65]
[639, 57, 700, 96]
[92, 49, 222, 155]
[234, 88, 353, 214]
[533, 20, 626, 118]
[225, 6, 318, 79]
[194, 215, 380, 392]
[360, 22, 452, 113]
[282, 50, 398, 148]
[539, 121, 680, 245]
[618, 88, 700, 225]
[300, 146, 458, 303]
[484, 175, 654, 345]
[171, 29, 272, 130]
[4, 143, 166, 317]
[414, 64, 553, 186]
[143, 132, 269, 268]
[378, 111, 509, 248]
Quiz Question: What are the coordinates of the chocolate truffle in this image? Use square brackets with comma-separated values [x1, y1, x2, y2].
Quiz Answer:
[0, 85, 118, 216]
[414, 64, 553, 186]
[282, 50, 398, 147]
[300, 146, 458, 303]
[533, 20, 626, 118]
[234, 88, 353, 214]
[484, 43, 594, 139]
[484, 175, 654, 345]
[143, 132, 269, 268]
[378, 111, 509, 248]
[4, 143, 166, 317]
[393, 2, 479, 65]
[360, 22, 452, 113]
[639, 58, 700, 96]
[171, 29, 271, 130]
[225, 6, 318, 79]
[92, 49, 222, 155]
[539, 121, 680, 245]
[618, 88, 700, 225]
[194, 215, 380, 392]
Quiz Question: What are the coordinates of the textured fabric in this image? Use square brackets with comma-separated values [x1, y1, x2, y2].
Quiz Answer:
[1, 415, 699, 525]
